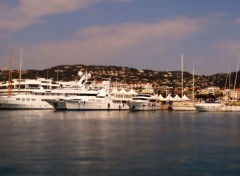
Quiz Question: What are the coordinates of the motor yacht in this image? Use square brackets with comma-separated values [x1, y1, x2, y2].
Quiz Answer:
[127, 94, 161, 111]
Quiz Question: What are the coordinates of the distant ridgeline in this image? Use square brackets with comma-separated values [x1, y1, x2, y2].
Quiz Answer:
[0, 64, 238, 89]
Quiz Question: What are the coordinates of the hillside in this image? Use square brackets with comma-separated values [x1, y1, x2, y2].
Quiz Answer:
[0, 64, 238, 89]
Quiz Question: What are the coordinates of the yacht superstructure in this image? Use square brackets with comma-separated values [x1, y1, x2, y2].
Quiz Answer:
[0, 71, 94, 109]
[127, 94, 161, 111]
[61, 82, 136, 111]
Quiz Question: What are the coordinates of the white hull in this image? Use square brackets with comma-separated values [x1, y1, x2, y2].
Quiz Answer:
[220, 105, 240, 112]
[45, 99, 67, 110]
[194, 103, 223, 112]
[172, 102, 196, 111]
[0, 89, 97, 110]
[0, 70, 101, 110]
[128, 101, 161, 111]
[65, 99, 129, 110]
[0, 95, 53, 109]
[172, 106, 196, 111]
[194, 102, 240, 112]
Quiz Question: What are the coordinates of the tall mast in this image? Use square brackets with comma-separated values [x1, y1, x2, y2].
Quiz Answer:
[224, 63, 230, 90]
[18, 48, 23, 93]
[229, 60, 232, 90]
[192, 68, 195, 102]
[234, 51, 240, 90]
[8, 51, 12, 97]
[181, 53, 184, 99]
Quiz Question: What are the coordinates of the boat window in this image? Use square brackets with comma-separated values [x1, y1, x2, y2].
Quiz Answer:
[77, 93, 97, 96]
[32, 99, 36, 101]
[27, 98, 30, 101]
[22, 98, 25, 101]
[133, 98, 147, 100]
[149, 100, 156, 102]
[138, 94, 151, 97]
[16, 98, 20, 100]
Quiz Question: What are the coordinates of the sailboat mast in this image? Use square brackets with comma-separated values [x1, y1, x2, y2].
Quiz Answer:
[18, 48, 23, 93]
[181, 53, 184, 99]
[8, 51, 12, 97]
[192, 68, 195, 102]
[233, 52, 240, 90]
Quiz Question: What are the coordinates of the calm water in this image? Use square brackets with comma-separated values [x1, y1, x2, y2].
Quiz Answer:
[0, 110, 239, 176]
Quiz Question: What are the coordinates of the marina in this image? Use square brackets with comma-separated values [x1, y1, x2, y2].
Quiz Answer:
[1, 1, 240, 175]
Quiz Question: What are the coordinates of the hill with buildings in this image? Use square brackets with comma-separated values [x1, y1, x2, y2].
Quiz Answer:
[0, 64, 238, 93]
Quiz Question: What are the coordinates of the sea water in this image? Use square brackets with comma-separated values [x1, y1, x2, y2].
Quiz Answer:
[0, 110, 239, 176]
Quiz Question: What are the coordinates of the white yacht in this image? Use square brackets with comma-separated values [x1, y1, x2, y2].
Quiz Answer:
[127, 94, 161, 111]
[0, 88, 85, 109]
[44, 91, 98, 110]
[195, 101, 240, 112]
[222, 104, 240, 112]
[0, 77, 62, 95]
[194, 101, 224, 112]
[64, 88, 132, 110]
[0, 71, 93, 109]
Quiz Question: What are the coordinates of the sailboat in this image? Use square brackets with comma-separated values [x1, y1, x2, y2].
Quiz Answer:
[172, 54, 196, 111]
[195, 53, 240, 112]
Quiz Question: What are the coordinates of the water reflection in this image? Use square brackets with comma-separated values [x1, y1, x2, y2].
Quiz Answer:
[0, 110, 240, 175]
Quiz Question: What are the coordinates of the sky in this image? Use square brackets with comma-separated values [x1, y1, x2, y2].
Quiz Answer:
[1, 0, 240, 75]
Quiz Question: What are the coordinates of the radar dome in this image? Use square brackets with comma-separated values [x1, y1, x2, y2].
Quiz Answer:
[78, 71, 83, 77]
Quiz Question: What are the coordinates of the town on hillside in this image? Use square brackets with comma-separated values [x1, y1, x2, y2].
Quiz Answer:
[0, 64, 240, 100]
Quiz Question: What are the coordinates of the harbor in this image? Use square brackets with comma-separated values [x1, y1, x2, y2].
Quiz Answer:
[1, 67, 240, 112]
[1, 1, 240, 175]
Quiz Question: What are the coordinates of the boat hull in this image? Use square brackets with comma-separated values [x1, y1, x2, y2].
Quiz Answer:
[65, 100, 129, 110]
[172, 106, 196, 111]
[128, 101, 161, 111]
[172, 102, 196, 111]
[45, 99, 67, 110]
[194, 103, 223, 112]
[0, 96, 53, 109]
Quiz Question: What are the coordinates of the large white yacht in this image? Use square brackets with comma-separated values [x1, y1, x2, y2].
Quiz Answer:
[127, 94, 161, 111]
[64, 87, 133, 110]
[0, 71, 94, 109]
[44, 91, 98, 110]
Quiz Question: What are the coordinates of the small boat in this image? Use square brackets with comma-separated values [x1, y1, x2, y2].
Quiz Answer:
[194, 100, 224, 112]
[172, 101, 196, 111]
[172, 56, 196, 111]
[194, 97, 240, 112]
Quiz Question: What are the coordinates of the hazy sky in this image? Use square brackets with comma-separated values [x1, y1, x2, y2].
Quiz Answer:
[1, 0, 240, 75]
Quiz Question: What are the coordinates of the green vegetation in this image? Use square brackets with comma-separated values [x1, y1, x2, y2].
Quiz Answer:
[0, 64, 239, 89]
